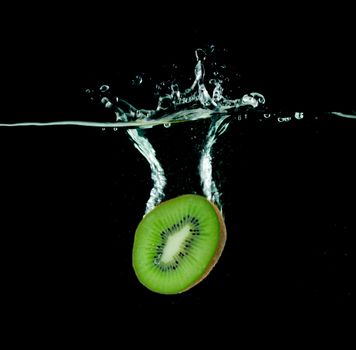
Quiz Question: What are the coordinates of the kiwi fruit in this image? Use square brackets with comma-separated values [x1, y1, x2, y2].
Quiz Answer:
[132, 194, 226, 294]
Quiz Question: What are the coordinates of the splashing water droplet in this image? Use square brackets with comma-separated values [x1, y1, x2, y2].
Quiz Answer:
[132, 74, 143, 86]
[100, 85, 110, 92]
[295, 112, 304, 120]
[101, 97, 112, 109]
[195, 48, 206, 62]
[212, 83, 224, 103]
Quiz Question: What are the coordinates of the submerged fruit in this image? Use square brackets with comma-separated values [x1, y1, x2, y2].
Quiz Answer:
[132, 194, 226, 294]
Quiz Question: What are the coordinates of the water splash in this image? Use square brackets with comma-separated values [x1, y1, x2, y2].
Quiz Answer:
[1, 49, 355, 214]
[123, 48, 263, 212]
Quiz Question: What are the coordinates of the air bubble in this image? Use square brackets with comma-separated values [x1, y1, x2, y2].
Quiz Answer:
[164, 123, 171, 128]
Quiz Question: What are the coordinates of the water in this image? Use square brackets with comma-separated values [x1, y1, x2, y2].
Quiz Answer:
[0, 49, 355, 215]
[126, 128, 166, 213]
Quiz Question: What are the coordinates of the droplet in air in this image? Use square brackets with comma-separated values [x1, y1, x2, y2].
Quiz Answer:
[101, 97, 112, 109]
[195, 48, 206, 61]
[295, 112, 304, 120]
[100, 85, 110, 92]
[132, 74, 143, 86]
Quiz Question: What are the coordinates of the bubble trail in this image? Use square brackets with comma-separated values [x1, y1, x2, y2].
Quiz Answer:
[106, 96, 167, 215]
[194, 49, 265, 212]
[127, 129, 166, 214]
[199, 115, 230, 210]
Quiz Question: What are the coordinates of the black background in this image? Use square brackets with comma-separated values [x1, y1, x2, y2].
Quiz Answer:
[1, 6, 354, 322]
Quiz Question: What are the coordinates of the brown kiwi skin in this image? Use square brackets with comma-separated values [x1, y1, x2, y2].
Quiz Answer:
[181, 199, 227, 293]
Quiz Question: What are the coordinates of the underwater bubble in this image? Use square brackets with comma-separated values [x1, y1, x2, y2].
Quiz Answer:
[164, 123, 171, 128]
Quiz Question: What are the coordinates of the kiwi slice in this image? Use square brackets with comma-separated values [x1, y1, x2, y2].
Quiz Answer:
[132, 194, 226, 294]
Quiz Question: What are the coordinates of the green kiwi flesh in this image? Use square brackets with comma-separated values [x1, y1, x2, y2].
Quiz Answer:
[132, 194, 226, 294]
